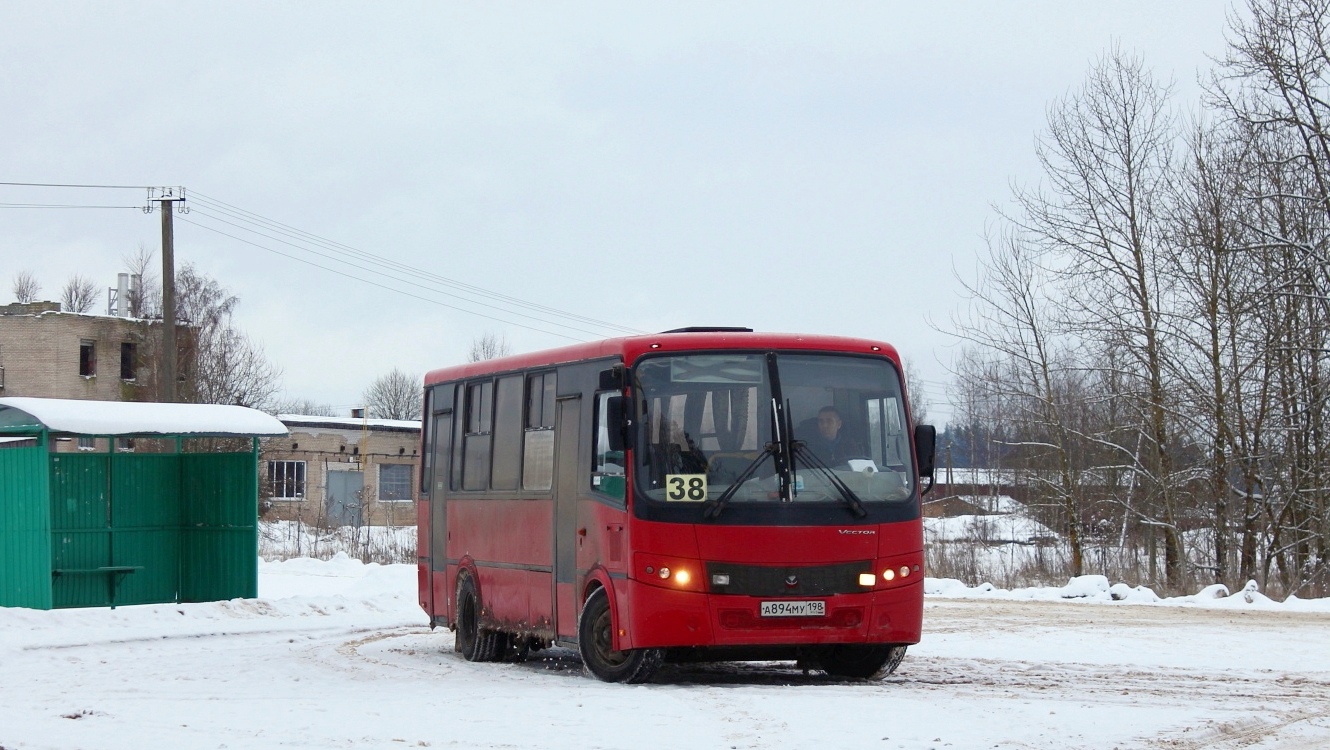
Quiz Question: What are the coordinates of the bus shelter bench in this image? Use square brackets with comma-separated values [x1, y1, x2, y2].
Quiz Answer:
[51, 566, 145, 608]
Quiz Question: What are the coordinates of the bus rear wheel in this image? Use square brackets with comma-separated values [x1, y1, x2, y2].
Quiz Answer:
[577, 587, 662, 683]
[455, 573, 500, 662]
[818, 644, 907, 679]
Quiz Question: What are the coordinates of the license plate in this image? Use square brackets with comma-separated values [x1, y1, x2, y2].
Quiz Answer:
[759, 600, 825, 617]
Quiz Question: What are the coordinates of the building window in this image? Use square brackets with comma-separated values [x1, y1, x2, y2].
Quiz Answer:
[269, 460, 306, 499]
[115, 438, 135, 453]
[79, 340, 96, 377]
[120, 342, 136, 381]
[379, 463, 412, 502]
[77, 436, 96, 451]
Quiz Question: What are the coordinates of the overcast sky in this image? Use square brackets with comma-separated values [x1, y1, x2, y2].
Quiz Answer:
[0, 3, 1239, 423]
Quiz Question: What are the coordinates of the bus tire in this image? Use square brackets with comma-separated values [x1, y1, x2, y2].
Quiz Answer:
[818, 644, 907, 679]
[455, 572, 500, 662]
[577, 587, 662, 683]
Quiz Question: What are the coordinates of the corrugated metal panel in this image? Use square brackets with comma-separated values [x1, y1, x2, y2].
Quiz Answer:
[180, 528, 256, 601]
[50, 454, 108, 530]
[179, 453, 258, 601]
[50, 530, 111, 608]
[0, 443, 52, 609]
[29, 447, 260, 609]
[112, 529, 179, 605]
[109, 454, 181, 605]
[111, 454, 180, 527]
[49, 454, 112, 608]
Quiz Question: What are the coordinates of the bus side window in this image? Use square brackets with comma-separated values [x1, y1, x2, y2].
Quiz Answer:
[461, 380, 493, 491]
[420, 388, 432, 496]
[522, 371, 555, 491]
[490, 375, 523, 491]
[592, 391, 625, 501]
[426, 384, 455, 498]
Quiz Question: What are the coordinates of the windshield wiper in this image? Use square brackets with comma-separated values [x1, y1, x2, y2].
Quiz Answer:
[702, 443, 776, 519]
[792, 441, 869, 519]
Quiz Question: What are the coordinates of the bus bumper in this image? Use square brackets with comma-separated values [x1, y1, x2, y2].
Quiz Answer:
[623, 578, 923, 650]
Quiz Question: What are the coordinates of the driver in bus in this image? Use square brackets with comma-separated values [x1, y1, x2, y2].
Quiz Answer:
[800, 406, 865, 465]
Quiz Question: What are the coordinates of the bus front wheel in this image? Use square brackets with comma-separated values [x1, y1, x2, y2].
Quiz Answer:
[577, 587, 662, 683]
[818, 644, 907, 679]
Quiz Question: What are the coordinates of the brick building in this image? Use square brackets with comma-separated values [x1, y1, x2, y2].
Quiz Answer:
[0, 301, 189, 404]
[260, 414, 422, 527]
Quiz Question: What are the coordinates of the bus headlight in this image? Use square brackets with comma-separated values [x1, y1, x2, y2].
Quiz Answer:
[858, 573, 876, 587]
[634, 553, 705, 592]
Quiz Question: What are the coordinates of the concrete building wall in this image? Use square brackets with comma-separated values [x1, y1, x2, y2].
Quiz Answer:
[261, 423, 422, 527]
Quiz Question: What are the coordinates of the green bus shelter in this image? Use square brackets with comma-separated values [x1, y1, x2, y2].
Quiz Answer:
[0, 397, 288, 610]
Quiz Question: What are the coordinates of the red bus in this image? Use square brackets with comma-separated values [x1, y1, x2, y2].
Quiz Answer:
[416, 328, 935, 682]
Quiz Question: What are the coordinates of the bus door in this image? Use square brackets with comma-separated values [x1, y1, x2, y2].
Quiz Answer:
[553, 395, 582, 639]
[428, 408, 452, 622]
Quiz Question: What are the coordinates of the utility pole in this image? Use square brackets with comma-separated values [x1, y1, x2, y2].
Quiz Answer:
[154, 188, 186, 402]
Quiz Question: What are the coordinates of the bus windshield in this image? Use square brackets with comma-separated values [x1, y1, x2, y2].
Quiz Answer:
[633, 352, 914, 510]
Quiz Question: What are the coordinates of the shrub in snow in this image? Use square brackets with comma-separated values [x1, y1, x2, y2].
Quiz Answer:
[1196, 583, 1230, 600]
[1058, 575, 1110, 599]
[1240, 580, 1272, 605]
[1109, 583, 1161, 603]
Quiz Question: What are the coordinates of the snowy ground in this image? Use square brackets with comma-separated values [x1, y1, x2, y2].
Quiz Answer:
[2, 558, 1329, 750]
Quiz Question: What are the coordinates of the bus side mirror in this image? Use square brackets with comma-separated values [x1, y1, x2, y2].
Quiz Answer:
[913, 424, 936, 479]
[605, 395, 632, 452]
[599, 366, 624, 390]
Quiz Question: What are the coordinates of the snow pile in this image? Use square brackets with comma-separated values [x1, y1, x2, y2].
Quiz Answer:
[924, 512, 1056, 544]
[0, 554, 423, 655]
[926, 574, 1330, 611]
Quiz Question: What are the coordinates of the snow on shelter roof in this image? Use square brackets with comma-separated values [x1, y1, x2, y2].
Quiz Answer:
[0, 397, 289, 437]
[277, 414, 421, 432]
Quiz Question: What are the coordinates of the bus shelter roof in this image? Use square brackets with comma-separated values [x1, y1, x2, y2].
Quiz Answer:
[0, 397, 289, 437]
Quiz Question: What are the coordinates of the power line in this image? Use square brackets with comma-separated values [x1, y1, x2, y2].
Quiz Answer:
[0, 179, 644, 340]
[0, 181, 152, 189]
[0, 203, 143, 209]
[187, 191, 643, 335]
[176, 214, 589, 343]
[183, 205, 621, 339]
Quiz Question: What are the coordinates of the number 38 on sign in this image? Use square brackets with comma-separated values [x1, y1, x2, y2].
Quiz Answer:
[664, 474, 707, 502]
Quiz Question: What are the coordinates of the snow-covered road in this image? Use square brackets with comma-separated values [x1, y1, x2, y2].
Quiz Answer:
[2, 558, 1327, 750]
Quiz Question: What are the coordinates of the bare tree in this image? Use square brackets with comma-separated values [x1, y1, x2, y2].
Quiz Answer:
[936, 1, 1330, 597]
[138, 263, 282, 409]
[60, 274, 99, 314]
[270, 397, 337, 417]
[192, 323, 283, 409]
[1012, 48, 1184, 587]
[468, 332, 511, 362]
[363, 368, 422, 420]
[900, 357, 930, 427]
[1210, 0, 1330, 594]
[11, 270, 40, 304]
[950, 228, 1089, 574]
[121, 243, 160, 318]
